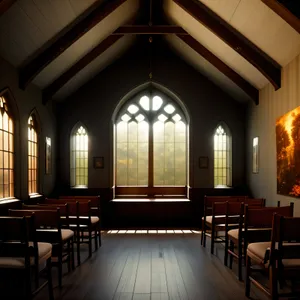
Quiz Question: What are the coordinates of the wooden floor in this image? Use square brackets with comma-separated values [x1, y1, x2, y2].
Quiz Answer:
[34, 231, 265, 300]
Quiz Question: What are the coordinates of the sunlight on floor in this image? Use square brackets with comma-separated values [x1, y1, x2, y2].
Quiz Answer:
[106, 229, 200, 234]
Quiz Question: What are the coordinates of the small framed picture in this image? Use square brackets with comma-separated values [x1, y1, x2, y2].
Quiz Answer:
[93, 157, 104, 169]
[199, 156, 209, 169]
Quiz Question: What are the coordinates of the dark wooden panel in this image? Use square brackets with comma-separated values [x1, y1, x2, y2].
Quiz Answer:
[113, 25, 188, 35]
[174, 0, 282, 90]
[0, 199, 22, 216]
[19, 0, 127, 89]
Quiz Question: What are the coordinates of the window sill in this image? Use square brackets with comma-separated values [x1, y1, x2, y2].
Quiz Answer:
[71, 186, 88, 189]
[214, 185, 233, 189]
[29, 193, 43, 199]
[0, 198, 21, 204]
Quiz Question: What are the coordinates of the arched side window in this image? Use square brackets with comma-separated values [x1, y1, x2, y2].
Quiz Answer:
[70, 125, 88, 187]
[0, 96, 14, 199]
[28, 114, 38, 195]
[214, 124, 232, 187]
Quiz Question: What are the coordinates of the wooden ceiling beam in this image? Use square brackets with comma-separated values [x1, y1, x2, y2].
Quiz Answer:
[19, 0, 127, 90]
[177, 34, 259, 104]
[42, 35, 123, 104]
[261, 0, 300, 34]
[0, 0, 17, 17]
[173, 0, 282, 90]
[113, 25, 188, 35]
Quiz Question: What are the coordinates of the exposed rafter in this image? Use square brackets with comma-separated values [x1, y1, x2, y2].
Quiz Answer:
[177, 35, 259, 104]
[0, 0, 17, 17]
[173, 0, 282, 90]
[261, 0, 300, 34]
[113, 25, 188, 35]
[42, 35, 123, 104]
[19, 0, 127, 90]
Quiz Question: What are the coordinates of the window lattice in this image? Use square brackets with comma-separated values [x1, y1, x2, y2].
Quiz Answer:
[0, 96, 14, 199]
[214, 125, 231, 187]
[70, 126, 88, 187]
[28, 115, 38, 194]
[116, 95, 186, 187]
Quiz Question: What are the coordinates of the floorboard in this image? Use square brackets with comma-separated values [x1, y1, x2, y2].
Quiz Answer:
[29, 231, 267, 300]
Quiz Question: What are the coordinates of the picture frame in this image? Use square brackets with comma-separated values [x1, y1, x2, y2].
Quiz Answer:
[93, 157, 104, 169]
[199, 156, 209, 169]
[252, 137, 259, 174]
[45, 137, 51, 175]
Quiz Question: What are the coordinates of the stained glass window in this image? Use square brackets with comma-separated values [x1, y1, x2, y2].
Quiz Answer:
[214, 125, 232, 187]
[0, 96, 14, 199]
[70, 125, 88, 187]
[116, 94, 186, 187]
[28, 115, 38, 195]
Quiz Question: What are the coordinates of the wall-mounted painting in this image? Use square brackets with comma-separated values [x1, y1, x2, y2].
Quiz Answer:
[276, 106, 300, 197]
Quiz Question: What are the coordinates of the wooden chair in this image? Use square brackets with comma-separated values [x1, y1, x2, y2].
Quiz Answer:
[201, 196, 246, 247]
[0, 216, 53, 299]
[60, 197, 101, 247]
[246, 214, 300, 299]
[48, 197, 101, 247]
[9, 208, 68, 288]
[227, 203, 293, 281]
[23, 204, 75, 271]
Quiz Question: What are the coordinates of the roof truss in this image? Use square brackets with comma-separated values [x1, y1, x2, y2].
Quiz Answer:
[113, 25, 188, 35]
[173, 0, 282, 90]
[19, 0, 127, 90]
[177, 35, 259, 104]
[261, 0, 300, 34]
[42, 35, 123, 104]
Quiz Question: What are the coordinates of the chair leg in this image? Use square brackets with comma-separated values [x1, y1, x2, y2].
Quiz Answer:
[67, 241, 71, 273]
[224, 233, 228, 266]
[46, 258, 54, 300]
[94, 229, 98, 251]
[245, 255, 251, 297]
[35, 264, 39, 290]
[98, 228, 101, 247]
[71, 238, 75, 270]
[229, 240, 234, 269]
[210, 227, 215, 255]
[238, 242, 243, 281]
[88, 229, 92, 257]
[58, 254, 63, 288]
[270, 266, 278, 300]
[76, 231, 81, 266]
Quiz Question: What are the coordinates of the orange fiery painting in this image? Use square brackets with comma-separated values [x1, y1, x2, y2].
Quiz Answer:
[276, 106, 300, 197]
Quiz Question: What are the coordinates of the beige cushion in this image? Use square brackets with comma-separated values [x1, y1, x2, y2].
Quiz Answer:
[91, 216, 99, 224]
[61, 229, 74, 241]
[247, 242, 270, 264]
[248, 242, 300, 267]
[228, 229, 239, 240]
[37, 242, 52, 262]
[0, 242, 52, 269]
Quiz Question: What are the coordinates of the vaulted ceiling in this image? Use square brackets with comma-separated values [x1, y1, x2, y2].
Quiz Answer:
[0, 0, 299, 105]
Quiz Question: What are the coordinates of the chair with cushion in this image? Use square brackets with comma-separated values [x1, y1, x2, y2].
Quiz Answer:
[0, 216, 53, 299]
[227, 203, 293, 281]
[9, 208, 69, 288]
[23, 203, 75, 271]
[201, 196, 246, 247]
[246, 214, 300, 299]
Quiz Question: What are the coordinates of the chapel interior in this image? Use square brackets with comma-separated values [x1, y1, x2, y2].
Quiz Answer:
[0, 0, 300, 299]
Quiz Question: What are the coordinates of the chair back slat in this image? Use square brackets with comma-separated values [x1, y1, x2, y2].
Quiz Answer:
[0, 217, 30, 260]
[246, 205, 294, 228]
